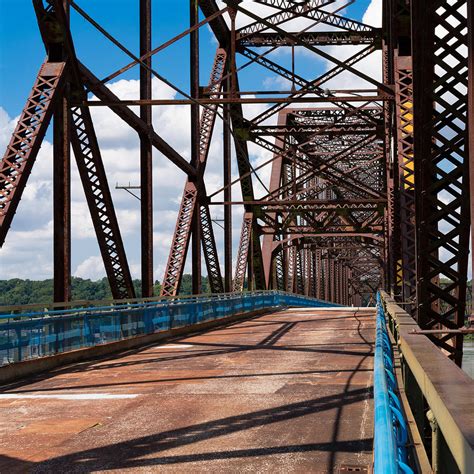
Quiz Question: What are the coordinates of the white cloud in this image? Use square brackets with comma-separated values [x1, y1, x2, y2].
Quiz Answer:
[74, 256, 105, 280]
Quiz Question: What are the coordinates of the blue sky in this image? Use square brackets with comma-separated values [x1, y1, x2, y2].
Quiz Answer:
[1, 0, 215, 116]
[0, 0, 381, 282]
[0, 0, 373, 118]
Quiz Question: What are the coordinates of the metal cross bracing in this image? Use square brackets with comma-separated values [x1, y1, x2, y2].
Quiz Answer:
[0, 1, 472, 364]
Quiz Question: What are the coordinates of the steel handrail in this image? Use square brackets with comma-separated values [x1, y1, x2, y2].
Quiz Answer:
[0, 290, 327, 320]
[374, 292, 413, 474]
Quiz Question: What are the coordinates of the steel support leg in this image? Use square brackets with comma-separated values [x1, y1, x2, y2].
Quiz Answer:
[140, 0, 153, 297]
[53, 93, 71, 303]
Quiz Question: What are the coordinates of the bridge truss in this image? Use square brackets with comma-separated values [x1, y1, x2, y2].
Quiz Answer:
[0, 0, 472, 364]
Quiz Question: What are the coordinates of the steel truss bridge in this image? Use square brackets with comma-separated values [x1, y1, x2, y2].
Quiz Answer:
[0, 4, 473, 469]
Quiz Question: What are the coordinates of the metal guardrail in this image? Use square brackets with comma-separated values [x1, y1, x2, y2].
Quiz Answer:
[375, 292, 413, 474]
[380, 291, 474, 474]
[0, 291, 334, 366]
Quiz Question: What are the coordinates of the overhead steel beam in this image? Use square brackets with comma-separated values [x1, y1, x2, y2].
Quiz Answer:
[238, 31, 380, 47]
[80, 65, 196, 177]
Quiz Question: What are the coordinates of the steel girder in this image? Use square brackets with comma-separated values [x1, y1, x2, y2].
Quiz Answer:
[258, 104, 386, 305]
[0, 61, 66, 247]
[70, 105, 136, 299]
[160, 49, 226, 297]
[411, 0, 471, 364]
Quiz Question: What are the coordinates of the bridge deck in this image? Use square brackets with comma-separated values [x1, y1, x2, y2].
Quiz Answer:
[0, 307, 375, 473]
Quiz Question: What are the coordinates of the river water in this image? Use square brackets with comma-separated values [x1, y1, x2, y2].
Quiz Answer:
[463, 340, 474, 379]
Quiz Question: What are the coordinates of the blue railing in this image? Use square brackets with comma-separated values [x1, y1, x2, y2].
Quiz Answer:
[0, 291, 334, 366]
[374, 292, 413, 474]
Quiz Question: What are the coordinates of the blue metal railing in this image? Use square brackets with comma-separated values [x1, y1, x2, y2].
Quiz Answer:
[374, 292, 413, 474]
[0, 291, 334, 366]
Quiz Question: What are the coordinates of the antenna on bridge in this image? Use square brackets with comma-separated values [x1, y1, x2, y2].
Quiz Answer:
[115, 183, 141, 201]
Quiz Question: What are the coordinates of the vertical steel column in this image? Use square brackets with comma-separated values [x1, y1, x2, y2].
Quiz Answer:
[324, 255, 330, 302]
[140, 0, 153, 297]
[303, 249, 310, 296]
[469, 0, 474, 317]
[223, 76, 232, 292]
[190, 0, 201, 294]
[53, 94, 71, 303]
[282, 244, 288, 291]
[248, 234, 254, 291]
[262, 111, 286, 287]
[412, 0, 470, 364]
[330, 258, 335, 303]
[52, 126, 70, 306]
[382, 0, 397, 296]
[395, 55, 416, 313]
[393, 0, 415, 312]
[316, 249, 322, 300]
[53, 0, 70, 303]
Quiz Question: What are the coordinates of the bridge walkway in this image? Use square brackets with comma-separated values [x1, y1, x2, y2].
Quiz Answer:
[0, 306, 375, 473]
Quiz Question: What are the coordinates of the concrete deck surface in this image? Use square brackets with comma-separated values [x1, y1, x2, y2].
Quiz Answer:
[0, 306, 375, 473]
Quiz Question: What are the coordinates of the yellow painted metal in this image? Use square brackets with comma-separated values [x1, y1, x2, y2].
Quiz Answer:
[403, 154, 415, 190]
[396, 259, 403, 286]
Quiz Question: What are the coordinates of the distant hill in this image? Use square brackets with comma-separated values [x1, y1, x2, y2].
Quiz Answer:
[0, 275, 211, 306]
[0, 277, 469, 308]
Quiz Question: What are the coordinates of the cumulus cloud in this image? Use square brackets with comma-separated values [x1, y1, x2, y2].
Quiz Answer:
[74, 256, 106, 281]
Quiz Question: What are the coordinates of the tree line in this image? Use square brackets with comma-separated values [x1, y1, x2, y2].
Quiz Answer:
[0, 275, 211, 306]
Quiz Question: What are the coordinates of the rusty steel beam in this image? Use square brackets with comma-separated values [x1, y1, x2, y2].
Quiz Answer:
[395, 53, 416, 312]
[161, 48, 226, 297]
[412, 0, 470, 365]
[161, 183, 197, 297]
[237, 0, 335, 39]
[239, 2, 376, 36]
[262, 112, 287, 288]
[233, 212, 253, 292]
[239, 31, 379, 48]
[140, 0, 153, 297]
[53, 92, 71, 303]
[79, 65, 196, 177]
[470, 0, 474, 318]
[200, 203, 224, 293]
[53, 0, 71, 304]
[223, 73, 232, 292]
[0, 61, 66, 247]
[40, 0, 136, 300]
[191, 0, 201, 295]
[70, 106, 136, 299]
[199, 0, 230, 46]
